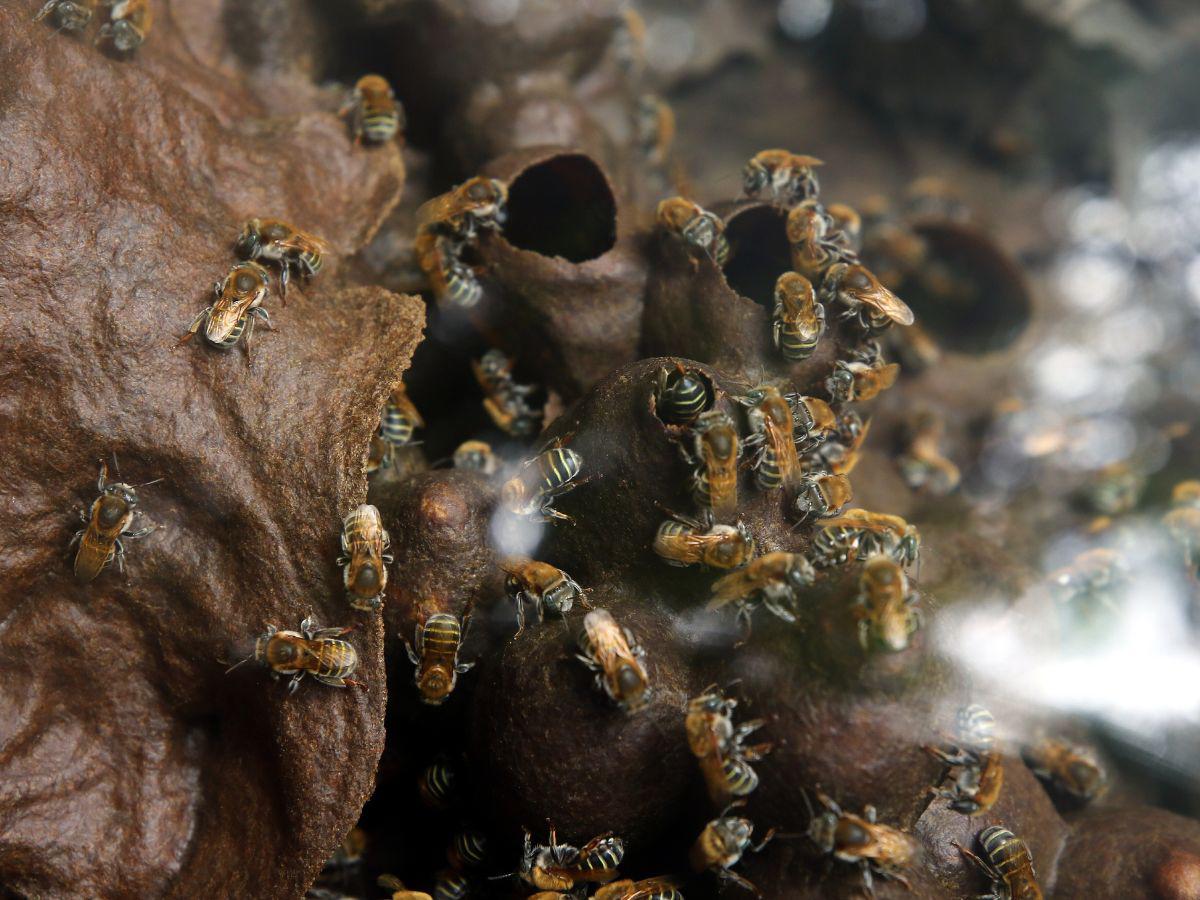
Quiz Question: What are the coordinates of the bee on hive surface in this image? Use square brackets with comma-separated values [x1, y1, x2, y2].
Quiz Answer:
[791, 471, 853, 522]
[691, 802, 775, 898]
[415, 231, 483, 308]
[740, 385, 803, 490]
[657, 197, 730, 267]
[708, 551, 815, 638]
[337, 504, 392, 612]
[404, 612, 474, 706]
[924, 704, 1004, 816]
[452, 440, 498, 476]
[956, 825, 1043, 900]
[686, 685, 773, 806]
[498, 826, 624, 892]
[825, 356, 900, 404]
[502, 557, 585, 638]
[576, 609, 651, 714]
[806, 410, 870, 476]
[379, 384, 424, 451]
[592, 877, 682, 900]
[70, 459, 156, 582]
[654, 509, 754, 570]
[655, 363, 713, 426]
[898, 409, 961, 495]
[35, 0, 95, 31]
[96, 0, 151, 51]
[821, 262, 914, 333]
[234, 218, 327, 301]
[417, 176, 508, 243]
[417, 759, 458, 810]
[447, 828, 488, 869]
[679, 410, 740, 521]
[472, 349, 542, 437]
[501, 443, 585, 524]
[812, 508, 921, 570]
[636, 94, 675, 167]
[341, 74, 404, 145]
[1023, 737, 1107, 804]
[786, 200, 856, 283]
[742, 149, 822, 205]
[179, 261, 272, 355]
[227, 616, 362, 693]
[826, 202, 863, 254]
[772, 272, 826, 362]
[853, 555, 921, 653]
[806, 790, 920, 896]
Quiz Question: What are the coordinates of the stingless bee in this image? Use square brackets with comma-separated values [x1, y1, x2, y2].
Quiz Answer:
[956, 825, 1043, 900]
[825, 356, 900, 404]
[655, 363, 713, 426]
[472, 349, 543, 437]
[679, 409, 740, 521]
[657, 197, 730, 267]
[898, 409, 961, 495]
[503, 826, 625, 891]
[654, 509, 755, 570]
[1049, 548, 1125, 612]
[1023, 737, 1107, 804]
[740, 385, 803, 490]
[35, 0, 95, 31]
[925, 704, 1003, 816]
[501, 443, 585, 524]
[337, 504, 392, 612]
[70, 459, 156, 582]
[576, 609, 651, 713]
[234, 218, 327, 301]
[380, 383, 425, 450]
[447, 829, 488, 869]
[502, 557, 585, 637]
[812, 508, 921, 569]
[742, 149, 822, 205]
[691, 802, 775, 898]
[821, 262, 914, 333]
[415, 231, 483, 308]
[636, 94, 676, 167]
[341, 74, 404, 145]
[433, 870, 469, 900]
[1164, 479, 1200, 577]
[686, 686, 773, 805]
[417, 759, 458, 810]
[593, 878, 682, 900]
[179, 260, 272, 354]
[708, 551, 816, 637]
[452, 439, 498, 476]
[786, 200, 854, 283]
[791, 471, 853, 521]
[806, 410, 870, 476]
[854, 555, 921, 652]
[366, 434, 392, 476]
[404, 612, 475, 705]
[377, 874, 433, 900]
[416, 176, 508, 243]
[773, 271, 826, 361]
[96, 0, 152, 51]
[806, 790, 919, 896]
[227, 615, 362, 693]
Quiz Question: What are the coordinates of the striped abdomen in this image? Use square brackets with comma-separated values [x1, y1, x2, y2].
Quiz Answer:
[536, 447, 582, 496]
[450, 829, 488, 868]
[310, 638, 358, 679]
[380, 399, 417, 446]
[981, 826, 1036, 883]
[812, 525, 859, 567]
[755, 443, 786, 490]
[422, 613, 463, 659]
[958, 704, 996, 752]
[434, 870, 469, 900]
[775, 316, 824, 361]
[207, 311, 248, 349]
[293, 247, 322, 277]
[442, 255, 482, 308]
[361, 109, 399, 143]
[723, 756, 759, 797]
[418, 760, 456, 808]
[578, 835, 625, 873]
[659, 373, 709, 423]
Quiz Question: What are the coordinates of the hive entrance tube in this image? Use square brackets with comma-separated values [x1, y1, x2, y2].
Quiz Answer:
[722, 205, 793, 310]
[902, 222, 1032, 354]
[502, 153, 617, 262]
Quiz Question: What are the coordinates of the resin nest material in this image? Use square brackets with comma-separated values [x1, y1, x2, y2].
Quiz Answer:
[0, 6, 420, 897]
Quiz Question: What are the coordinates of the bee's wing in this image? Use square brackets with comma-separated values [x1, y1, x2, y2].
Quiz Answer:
[707, 569, 752, 609]
[416, 191, 462, 230]
[855, 271, 914, 325]
[276, 227, 329, 255]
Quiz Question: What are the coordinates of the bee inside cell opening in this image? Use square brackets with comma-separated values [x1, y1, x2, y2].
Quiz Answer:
[501, 154, 617, 263]
[722, 205, 793, 311]
[897, 222, 1032, 355]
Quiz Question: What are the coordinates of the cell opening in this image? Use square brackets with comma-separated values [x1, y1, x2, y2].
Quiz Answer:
[900, 222, 1032, 355]
[722, 205, 793, 310]
[502, 154, 617, 263]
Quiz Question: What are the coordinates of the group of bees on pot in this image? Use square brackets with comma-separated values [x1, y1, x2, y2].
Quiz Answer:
[35, 0, 151, 52]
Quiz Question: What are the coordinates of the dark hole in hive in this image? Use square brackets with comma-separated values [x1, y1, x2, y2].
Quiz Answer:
[901, 222, 1032, 354]
[502, 154, 617, 262]
[722, 205, 792, 310]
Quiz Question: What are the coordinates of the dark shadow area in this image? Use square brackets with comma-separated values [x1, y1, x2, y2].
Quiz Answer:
[502, 154, 617, 262]
[722, 205, 792, 310]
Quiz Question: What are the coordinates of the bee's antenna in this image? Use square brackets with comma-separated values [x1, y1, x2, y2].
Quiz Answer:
[224, 655, 253, 675]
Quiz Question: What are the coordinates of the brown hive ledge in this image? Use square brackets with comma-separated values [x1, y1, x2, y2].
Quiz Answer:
[0, 6, 419, 898]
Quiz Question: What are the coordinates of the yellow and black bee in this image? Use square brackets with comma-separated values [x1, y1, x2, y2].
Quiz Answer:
[342, 74, 405, 145]
[70, 460, 156, 582]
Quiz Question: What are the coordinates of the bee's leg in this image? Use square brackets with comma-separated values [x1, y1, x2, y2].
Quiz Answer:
[124, 522, 155, 539]
[540, 505, 575, 525]
[858, 861, 875, 898]
[343, 677, 369, 691]
[278, 263, 290, 303]
[113, 539, 126, 574]
[177, 308, 208, 346]
[717, 868, 762, 899]
[287, 672, 303, 695]
[68, 528, 83, 551]
[34, 1, 58, 22]
[512, 595, 525, 639]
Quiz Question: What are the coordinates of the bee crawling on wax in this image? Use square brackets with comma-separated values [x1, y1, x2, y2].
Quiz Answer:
[956, 825, 1043, 900]
[654, 508, 755, 570]
[1023, 737, 1107, 805]
[472, 348, 543, 437]
[691, 801, 775, 898]
[35, 0, 96, 32]
[743, 149, 823, 205]
[227, 615, 364, 693]
[234, 218, 327, 301]
[337, 503, 392, 612]
[806, 790, 920, 896]
[452, 439, 498, 476]
[576, 609, 652, 714]
[592, 877, 683, 900]
[96, 0, 152, 52]
[655, 362, 714, 426]
[341, 74, 405, 145]
[708, 551, 816, 639]
[812, 508, 921, 570]
[678, 409, 740, 522]
[657, 197, 730, 267]
[179, 261, 272, 357]
[853, 555, 921, 653]
[69, 458, 157, 582]
[502, 557, 586, 638]
[773, 271, 826, 362]
[924, 704, 1004, 816]
[404, 612, 474, 706]
[493, 824, 625, 892]
[820, 261, 914, 334]
[686, 685, 773, 805]
[790, 471, 853, 522]
[501, 439, 586, 524]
